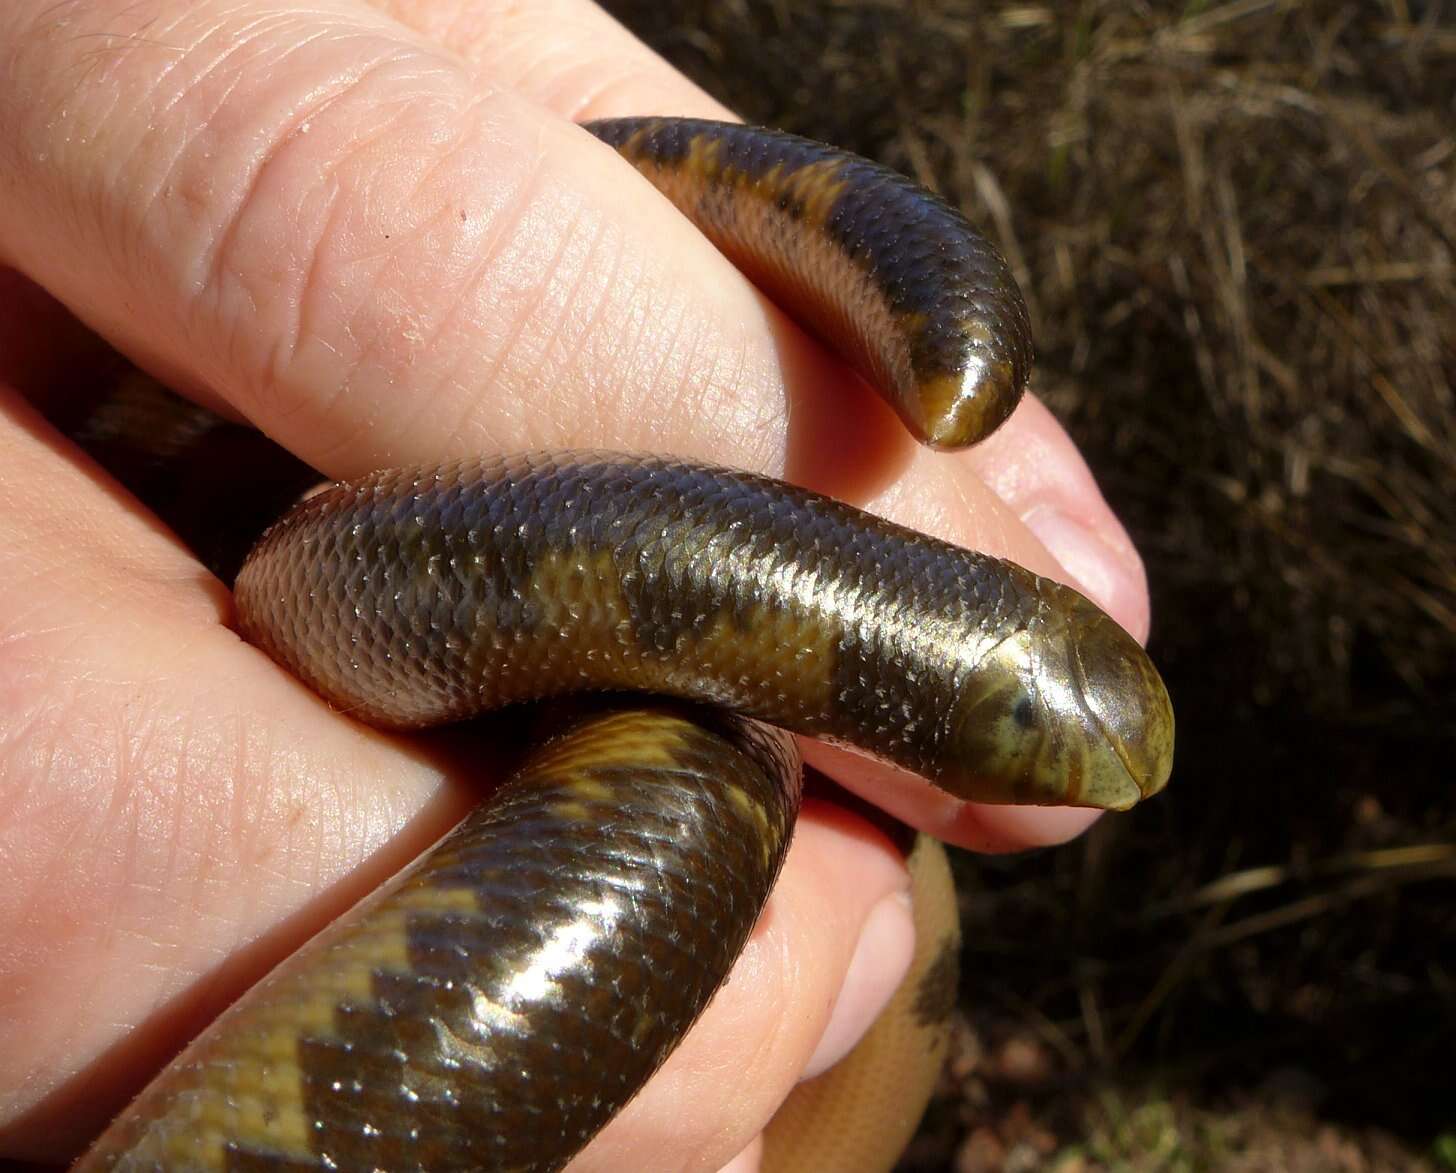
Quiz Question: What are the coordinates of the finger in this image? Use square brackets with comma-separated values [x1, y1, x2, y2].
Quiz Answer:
[0, 0, 1142, 847]
[369, 0, 1149, 637]
[0, 385, 475, 1156]
[962, 395, 1150, 641]
[0, 0, 816, 472]
[369, 0, 734, 120]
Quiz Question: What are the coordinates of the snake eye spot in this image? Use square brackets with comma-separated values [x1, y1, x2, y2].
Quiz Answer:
[1013, 696, 1036, 729]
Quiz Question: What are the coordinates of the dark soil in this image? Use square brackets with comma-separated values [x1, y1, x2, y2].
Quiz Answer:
[598, 2, 1456, 1168]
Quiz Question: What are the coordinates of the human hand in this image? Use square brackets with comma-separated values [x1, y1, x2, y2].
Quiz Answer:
[0, 1, 1152, 1168]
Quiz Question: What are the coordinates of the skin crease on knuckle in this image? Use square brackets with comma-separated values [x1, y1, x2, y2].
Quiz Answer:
[0, 5, 1171, 1173]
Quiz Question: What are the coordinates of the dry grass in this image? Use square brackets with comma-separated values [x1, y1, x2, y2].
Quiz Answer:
[601, 1, 1456, 1166]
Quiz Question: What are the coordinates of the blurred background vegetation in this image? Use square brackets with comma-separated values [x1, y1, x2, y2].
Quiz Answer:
[597, 2, 1455, 1169]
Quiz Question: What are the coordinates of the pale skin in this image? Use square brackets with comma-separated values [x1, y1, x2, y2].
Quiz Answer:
[0, 1, 1153, 1169]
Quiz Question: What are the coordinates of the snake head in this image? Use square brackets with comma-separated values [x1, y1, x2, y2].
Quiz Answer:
[946, 586, 1174, 809]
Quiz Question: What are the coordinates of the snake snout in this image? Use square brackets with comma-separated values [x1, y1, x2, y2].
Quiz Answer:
[1062, 596, 1175, 808]
[947, 589, 1174, 809]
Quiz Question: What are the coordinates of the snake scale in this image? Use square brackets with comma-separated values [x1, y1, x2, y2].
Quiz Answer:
[72, 118, 1175, 1172]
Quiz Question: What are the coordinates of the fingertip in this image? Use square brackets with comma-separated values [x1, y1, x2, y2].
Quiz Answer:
[1022, 504, 1151, 644]
[800, 888, 915, 1079]
[960, 395, 1154, 643]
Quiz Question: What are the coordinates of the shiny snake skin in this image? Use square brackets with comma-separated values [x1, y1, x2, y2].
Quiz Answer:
[584, 118, 1034, 449]
[78, 706, 801, 1171]
[74, 119, 1175, 1172]
[235, 453, 1169, 810]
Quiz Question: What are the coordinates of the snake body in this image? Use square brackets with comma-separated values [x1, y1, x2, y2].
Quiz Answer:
[75, 120, 1174, 1171]
[585, 118, 1033, 449]
[76, 706, 802, 1171]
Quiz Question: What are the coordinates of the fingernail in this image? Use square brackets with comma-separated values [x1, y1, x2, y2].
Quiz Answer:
[1023, 506, 1150, 642]
[802, 891, 915, 1079]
